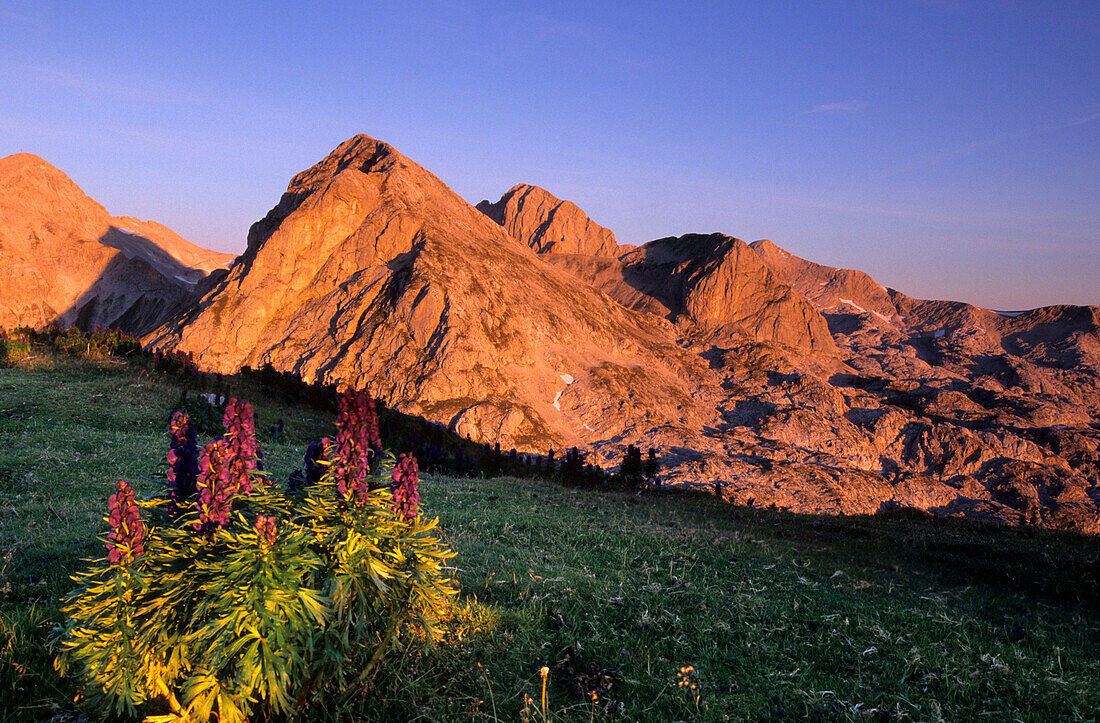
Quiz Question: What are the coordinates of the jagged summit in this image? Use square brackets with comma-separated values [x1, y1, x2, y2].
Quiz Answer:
[135, 134, 1100, 532]
[749, 238, 903, 322]
[545, 233, 837, 356]
[477, 183, 619, 257]
[149, 134, 715, 450]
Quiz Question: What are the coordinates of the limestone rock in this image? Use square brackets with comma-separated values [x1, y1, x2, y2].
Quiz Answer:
[750, 238, 902, 322]
[0, 153, 233, 333]
[724, 237, 1100, 531]
[145, 136, 1100, 533]
[477, 183, 619, 257]
[149, 135, 717, 452]
[549, 234, 837, 356]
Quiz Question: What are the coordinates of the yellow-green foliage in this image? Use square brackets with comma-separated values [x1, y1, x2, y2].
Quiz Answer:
[0, 335, 30, 366]
[53, 456, 457, 722]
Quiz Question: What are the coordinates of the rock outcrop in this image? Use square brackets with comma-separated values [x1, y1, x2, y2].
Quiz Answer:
[548, 234, 837, 356]
[149, 135, 718, 451]
[750, 238, 902, 321]
[145, 136, 1100, 534]
[716, 238, 1100, 532]
[477, 183, 619, 257]
[0, 153, 233, 333]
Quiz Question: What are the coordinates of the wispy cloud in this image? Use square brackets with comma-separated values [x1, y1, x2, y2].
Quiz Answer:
[1061, 110, 1100, 127]
[873, 109, 1100, 179]
[807, 101, 866, 114]
[13, 64, 208, 106]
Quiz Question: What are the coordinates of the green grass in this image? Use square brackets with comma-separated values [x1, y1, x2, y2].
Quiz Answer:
[1, 347, 1098, 721]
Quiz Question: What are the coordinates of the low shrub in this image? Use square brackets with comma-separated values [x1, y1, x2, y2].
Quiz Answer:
[20, 324, 142, 360]
[0, 328, 30, 366]
[168, 391, 226, 437]
[152, 348, 200, 377]
[53, 390, 457, 722]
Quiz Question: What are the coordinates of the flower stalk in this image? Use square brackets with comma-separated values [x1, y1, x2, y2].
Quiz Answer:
[106, 480, 145, 565]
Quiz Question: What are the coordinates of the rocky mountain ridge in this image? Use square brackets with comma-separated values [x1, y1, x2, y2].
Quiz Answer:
[545, 234, 837, 356]
[19, 136, 1096, 533]
[477, 183, 620, 257]
[0, 153, 234, 333]
[147, 135, 720, 452]
[468, 173, 1100, 532]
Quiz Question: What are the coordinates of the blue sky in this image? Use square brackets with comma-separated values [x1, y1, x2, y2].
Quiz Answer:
[1, 0, 1096, 309]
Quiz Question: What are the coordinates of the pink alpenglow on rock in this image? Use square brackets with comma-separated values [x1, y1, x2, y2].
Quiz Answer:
[194, 439, 235, 535]
[107, 480, 145, 564]
[391, 453, 420, 521]
[222, 398, 261, 494]
[0, 152, 234, 334]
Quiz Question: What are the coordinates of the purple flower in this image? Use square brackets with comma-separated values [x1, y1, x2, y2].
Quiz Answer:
[222, 398, 260, 495]
[391, 454, 420, 521]
[107, 480, 145, 564]
[334, 391, 373, 504]
[364, 396, 381, 453]
[306, 440, 328, 487]
[254, 515, 277, 547]
[166, 411, 199, 515]
[193, 439, 235, 536]
[288, 439, 327, 495]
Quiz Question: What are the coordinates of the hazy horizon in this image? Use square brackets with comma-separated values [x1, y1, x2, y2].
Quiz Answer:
[1, 1, 1096, 309]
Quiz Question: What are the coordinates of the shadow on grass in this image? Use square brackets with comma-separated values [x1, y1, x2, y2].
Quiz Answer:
[645, 486, 1100, 610]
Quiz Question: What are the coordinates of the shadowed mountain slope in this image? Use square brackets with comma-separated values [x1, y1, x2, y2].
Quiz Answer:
[0, 153, 234, 333]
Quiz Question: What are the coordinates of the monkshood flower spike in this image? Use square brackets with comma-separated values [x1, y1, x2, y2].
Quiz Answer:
[391, 453, 420, 521]
[302, 439, 328, 493]
[166, 411, 199, 515]
[222, 398, 260, 495]
[106, 480, 145, 564]
[194, 439, 235, 536]
[334, 390, 372, 503]
[364, 394, 382, 453]
[254, 515, 277, 547]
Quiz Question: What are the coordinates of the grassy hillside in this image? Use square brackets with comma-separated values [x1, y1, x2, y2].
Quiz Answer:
[1, 347, 1098, 721]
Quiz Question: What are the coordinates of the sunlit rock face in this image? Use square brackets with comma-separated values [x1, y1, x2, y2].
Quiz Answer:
[477, 183, 620, 257]
[148, 135, 719, 452]
[149, 134, 1100, 533]
[736, 238, 1100, 532]
[0, 153, 234, 333]
[545, 233, 837, 356]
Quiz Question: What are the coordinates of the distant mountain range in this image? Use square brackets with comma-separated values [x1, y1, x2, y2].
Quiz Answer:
[2, 136, 1097, 532]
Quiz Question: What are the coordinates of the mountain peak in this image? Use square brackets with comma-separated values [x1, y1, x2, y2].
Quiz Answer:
[0, 152, 54, 175]
[750, 238, 781, 253]
[283, 134, 403, 190]
[0, 153, 231, 332]
[151, 134, 707, 452]
[477, 183, 619, 256]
